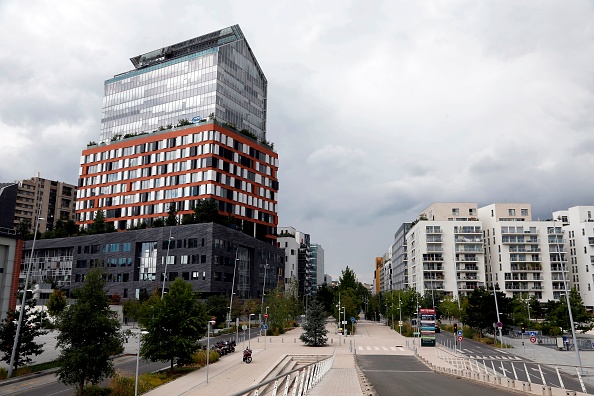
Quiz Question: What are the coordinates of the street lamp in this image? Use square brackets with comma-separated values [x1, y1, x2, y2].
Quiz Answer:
[398, 295, 402, 334]
[161, 229, 174, 299]
[554, 217, 583, 372]
[134, 329, 149, 396]
[8, 213, 43, 378]
[248, 313, 255, 349]
[228, 248, 239, 329]
[526, 298, 531, 322]
[206, 320, 216, 383]
[342, 307, 346, 336]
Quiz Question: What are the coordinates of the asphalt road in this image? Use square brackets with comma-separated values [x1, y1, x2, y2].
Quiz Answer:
[435, 331, 593, 393]
[357, 355, 518, 395]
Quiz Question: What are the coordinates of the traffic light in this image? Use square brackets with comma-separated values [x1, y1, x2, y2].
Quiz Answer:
[454, 323, 458, 333]
[521, 325, 526, 334]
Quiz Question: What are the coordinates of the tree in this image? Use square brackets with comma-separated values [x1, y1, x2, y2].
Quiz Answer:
[122, 299, 141, 326]
[56, 269, 125, 395]
[15, 219, 31, 238]
[461, 286, 512, 337]
[46, 289, 68, 318]
[0, 295, 47, 374]
[138, 279, 208, 371]
[194, 199, 219, 223]
[338, 267, 358, 292]
[300, 299, 328, 346]
[166, 203, 178, 226]
[90, 209, 107, 234]
[548, 288, 593, 333]
[205, 295, 230, 326]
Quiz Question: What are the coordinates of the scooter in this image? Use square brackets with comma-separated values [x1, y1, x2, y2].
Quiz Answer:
[243, 348, 252, 363]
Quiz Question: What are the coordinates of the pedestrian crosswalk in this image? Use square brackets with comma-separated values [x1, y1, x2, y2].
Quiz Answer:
[358, 346, 406, 351]
[463, 354, 522, 361]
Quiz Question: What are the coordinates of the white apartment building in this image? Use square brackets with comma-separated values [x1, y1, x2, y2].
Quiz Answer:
[406, 203, 486, 299]
[553, 206, 594, 310]
[479, 203, 565, 302]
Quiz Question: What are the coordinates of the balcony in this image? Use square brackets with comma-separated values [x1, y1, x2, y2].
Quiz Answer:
[457, 265, 479, 271]
[454, 226, 482, 234]
[589, 237, 594, 245]
[426, 245, 443, 252]
[426, 236, 443, 243]
[423, 264, 443, 271]
[509, 247, 541, 253]
[456, 256, 478, 262]
[423, 254, 443, 262]
[501, 227, 538, 235]
[425, 228, 442, 234]
[457, 275, 479, 280]
[455, 237, 482, 243]
[423, 274, 444, 280]
[504, 282, 529, 291]
[510, 263, 542, 271]
[455, 246, 483, 252]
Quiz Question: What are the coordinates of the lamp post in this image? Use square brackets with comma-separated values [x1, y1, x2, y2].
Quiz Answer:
[342, 307, 346, 336]
[554, 217, 582, 372]
[391, 303, 394, 331]
[248, 313, 255, 349]
[264, 306, 269, 350]
[134, 329, 149, 396]
[228, 248, 239, 329]
[526, 298, 531, 322]
[206, 320, 215, 383]
[260, 262, 269, 336]
[8, 212, 43, 378]
[161, 229, 174, 299]
[398, 295, 402, 334]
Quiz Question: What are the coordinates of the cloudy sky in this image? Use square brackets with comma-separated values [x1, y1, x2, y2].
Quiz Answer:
[1, 1, 593, 284]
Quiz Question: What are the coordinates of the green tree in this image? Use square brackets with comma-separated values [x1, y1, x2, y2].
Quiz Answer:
[194, 199, 219, 223]
[300, 298, 328, 346]
[548, 288, 593, 333]
[56, 269, 125, 394]
[438, 295, 461, 323]
[46, 289, 68, 318]
[0, 295, 47, 375]
[461, 286, 512, 337]
[316, 283, 336, 315]
[122, 299, 141, 325]
[166, 203, 178, 226]
[205, 295, 230, 326]
[15, 219, 31, 238]
[90, 209, 107, 234]
[138, 279, 208, 371]
[338, 267, 358, 292]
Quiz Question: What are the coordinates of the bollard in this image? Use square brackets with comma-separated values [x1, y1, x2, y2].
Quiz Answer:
[294, 338, 296, 343]
[506, 379, 515, 388]
[282, 338, 283, 343]
[565, 392, 576, 396]
[542, 386, 552, 396]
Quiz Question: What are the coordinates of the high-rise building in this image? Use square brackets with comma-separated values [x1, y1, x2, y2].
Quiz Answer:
[77, 25, 279, 244]
[99, 25, 266, 144]
[310, 243, 325, 287]
[277, 226, 313, 297]
[0, 176, 77, 233]
[391, 222, 411, 291]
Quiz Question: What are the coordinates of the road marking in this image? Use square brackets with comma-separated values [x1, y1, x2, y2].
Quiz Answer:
[390, 347, 397, 351]
[358, 346, 363, 350]
[374, 346, 380, 350]
[366, 346, 371, 350]
[382, 346, 388, 351]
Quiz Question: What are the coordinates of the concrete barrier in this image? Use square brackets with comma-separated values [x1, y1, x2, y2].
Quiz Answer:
[565, 391, 576, 396]
[506, 379, 515, 389]
[521, 382, 531, 392]
[493, 376, 501, 385]
[542, 386, 552, 396]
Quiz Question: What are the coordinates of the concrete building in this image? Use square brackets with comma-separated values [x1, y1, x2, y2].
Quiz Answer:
[392, 222, 411, 291]
[21, 223, 283, 301]
[0, 177, 77, 234]
[277, 226, 312, 297]
[310, 243, 325, 288]
[552, 206, 594, 310]
[77, 25, 278, 245]
[0, 228, 21, 320]
[407, 203, 486, 300]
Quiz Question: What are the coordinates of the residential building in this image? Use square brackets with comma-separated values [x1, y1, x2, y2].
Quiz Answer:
[21, 223, 283, 301]
[552, 206, 594, 310]
[310, 243, 325, 288]
[392, 222, 410, 291]
[77, 25, 278, 245]
[0, 177, 77, 233]
[374, 257, 382, 295]
[277, 226, 312, 297]
[479, 203, 562, 302]
[407, 203, 486, 300]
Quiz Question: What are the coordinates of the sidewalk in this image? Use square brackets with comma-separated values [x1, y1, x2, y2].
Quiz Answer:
[144, 323, 363, 396]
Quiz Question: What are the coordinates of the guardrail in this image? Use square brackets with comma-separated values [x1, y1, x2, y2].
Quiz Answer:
[434, 342, 589, 394]
[229, 352, 335, 396]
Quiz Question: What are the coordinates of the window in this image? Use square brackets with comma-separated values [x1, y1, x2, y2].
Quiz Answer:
[509, 209, 516, 216]
[521, 209, 528, 216]
[452, 208, 459, 216]
[180, 255, 188, 264]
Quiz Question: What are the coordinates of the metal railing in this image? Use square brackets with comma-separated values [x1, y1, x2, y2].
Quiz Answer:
[230, 352, 335, 396]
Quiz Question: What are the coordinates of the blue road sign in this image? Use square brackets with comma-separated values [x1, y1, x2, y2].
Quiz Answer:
[351, 317, 355, 323]
[529, 331, 536, 336]
[497, 321, 503, 328]
[457, 330, 463, 336]
[263, 324, 268, 330]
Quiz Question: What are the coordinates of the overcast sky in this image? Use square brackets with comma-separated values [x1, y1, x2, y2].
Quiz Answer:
[1, 1, 593, 284]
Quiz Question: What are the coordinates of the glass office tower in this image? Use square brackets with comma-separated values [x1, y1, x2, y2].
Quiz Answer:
[100, 25, 267, 144]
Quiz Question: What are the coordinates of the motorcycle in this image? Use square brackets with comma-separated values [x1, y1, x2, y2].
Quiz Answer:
[243, 348, 252, 363]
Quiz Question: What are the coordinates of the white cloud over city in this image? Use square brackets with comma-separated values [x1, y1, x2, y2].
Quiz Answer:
[1, 0, 593, 283]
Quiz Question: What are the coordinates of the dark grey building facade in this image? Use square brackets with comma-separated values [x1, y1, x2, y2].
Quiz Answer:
[23, 223, 284, 300]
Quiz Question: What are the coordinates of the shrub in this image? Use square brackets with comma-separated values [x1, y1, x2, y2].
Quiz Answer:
[191, 349, 220, 366]
[76, 385, 111, 396]
[0, 367, 7, 380]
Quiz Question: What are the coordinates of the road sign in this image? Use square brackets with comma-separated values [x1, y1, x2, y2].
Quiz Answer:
[398, 321, 403, 326]
[242, 324, 247, 330]
[529, 331, 536, 336]
[530, 336, 537, 344]
[342, 320, 347, 325]
[264, 313, 268, 319]
[263, 324, 268, 330]
[457, 330, 463, 336]
[351, 317, 355, 323]
[497, 322, 502, 328]
[457, 335, 463, 342]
